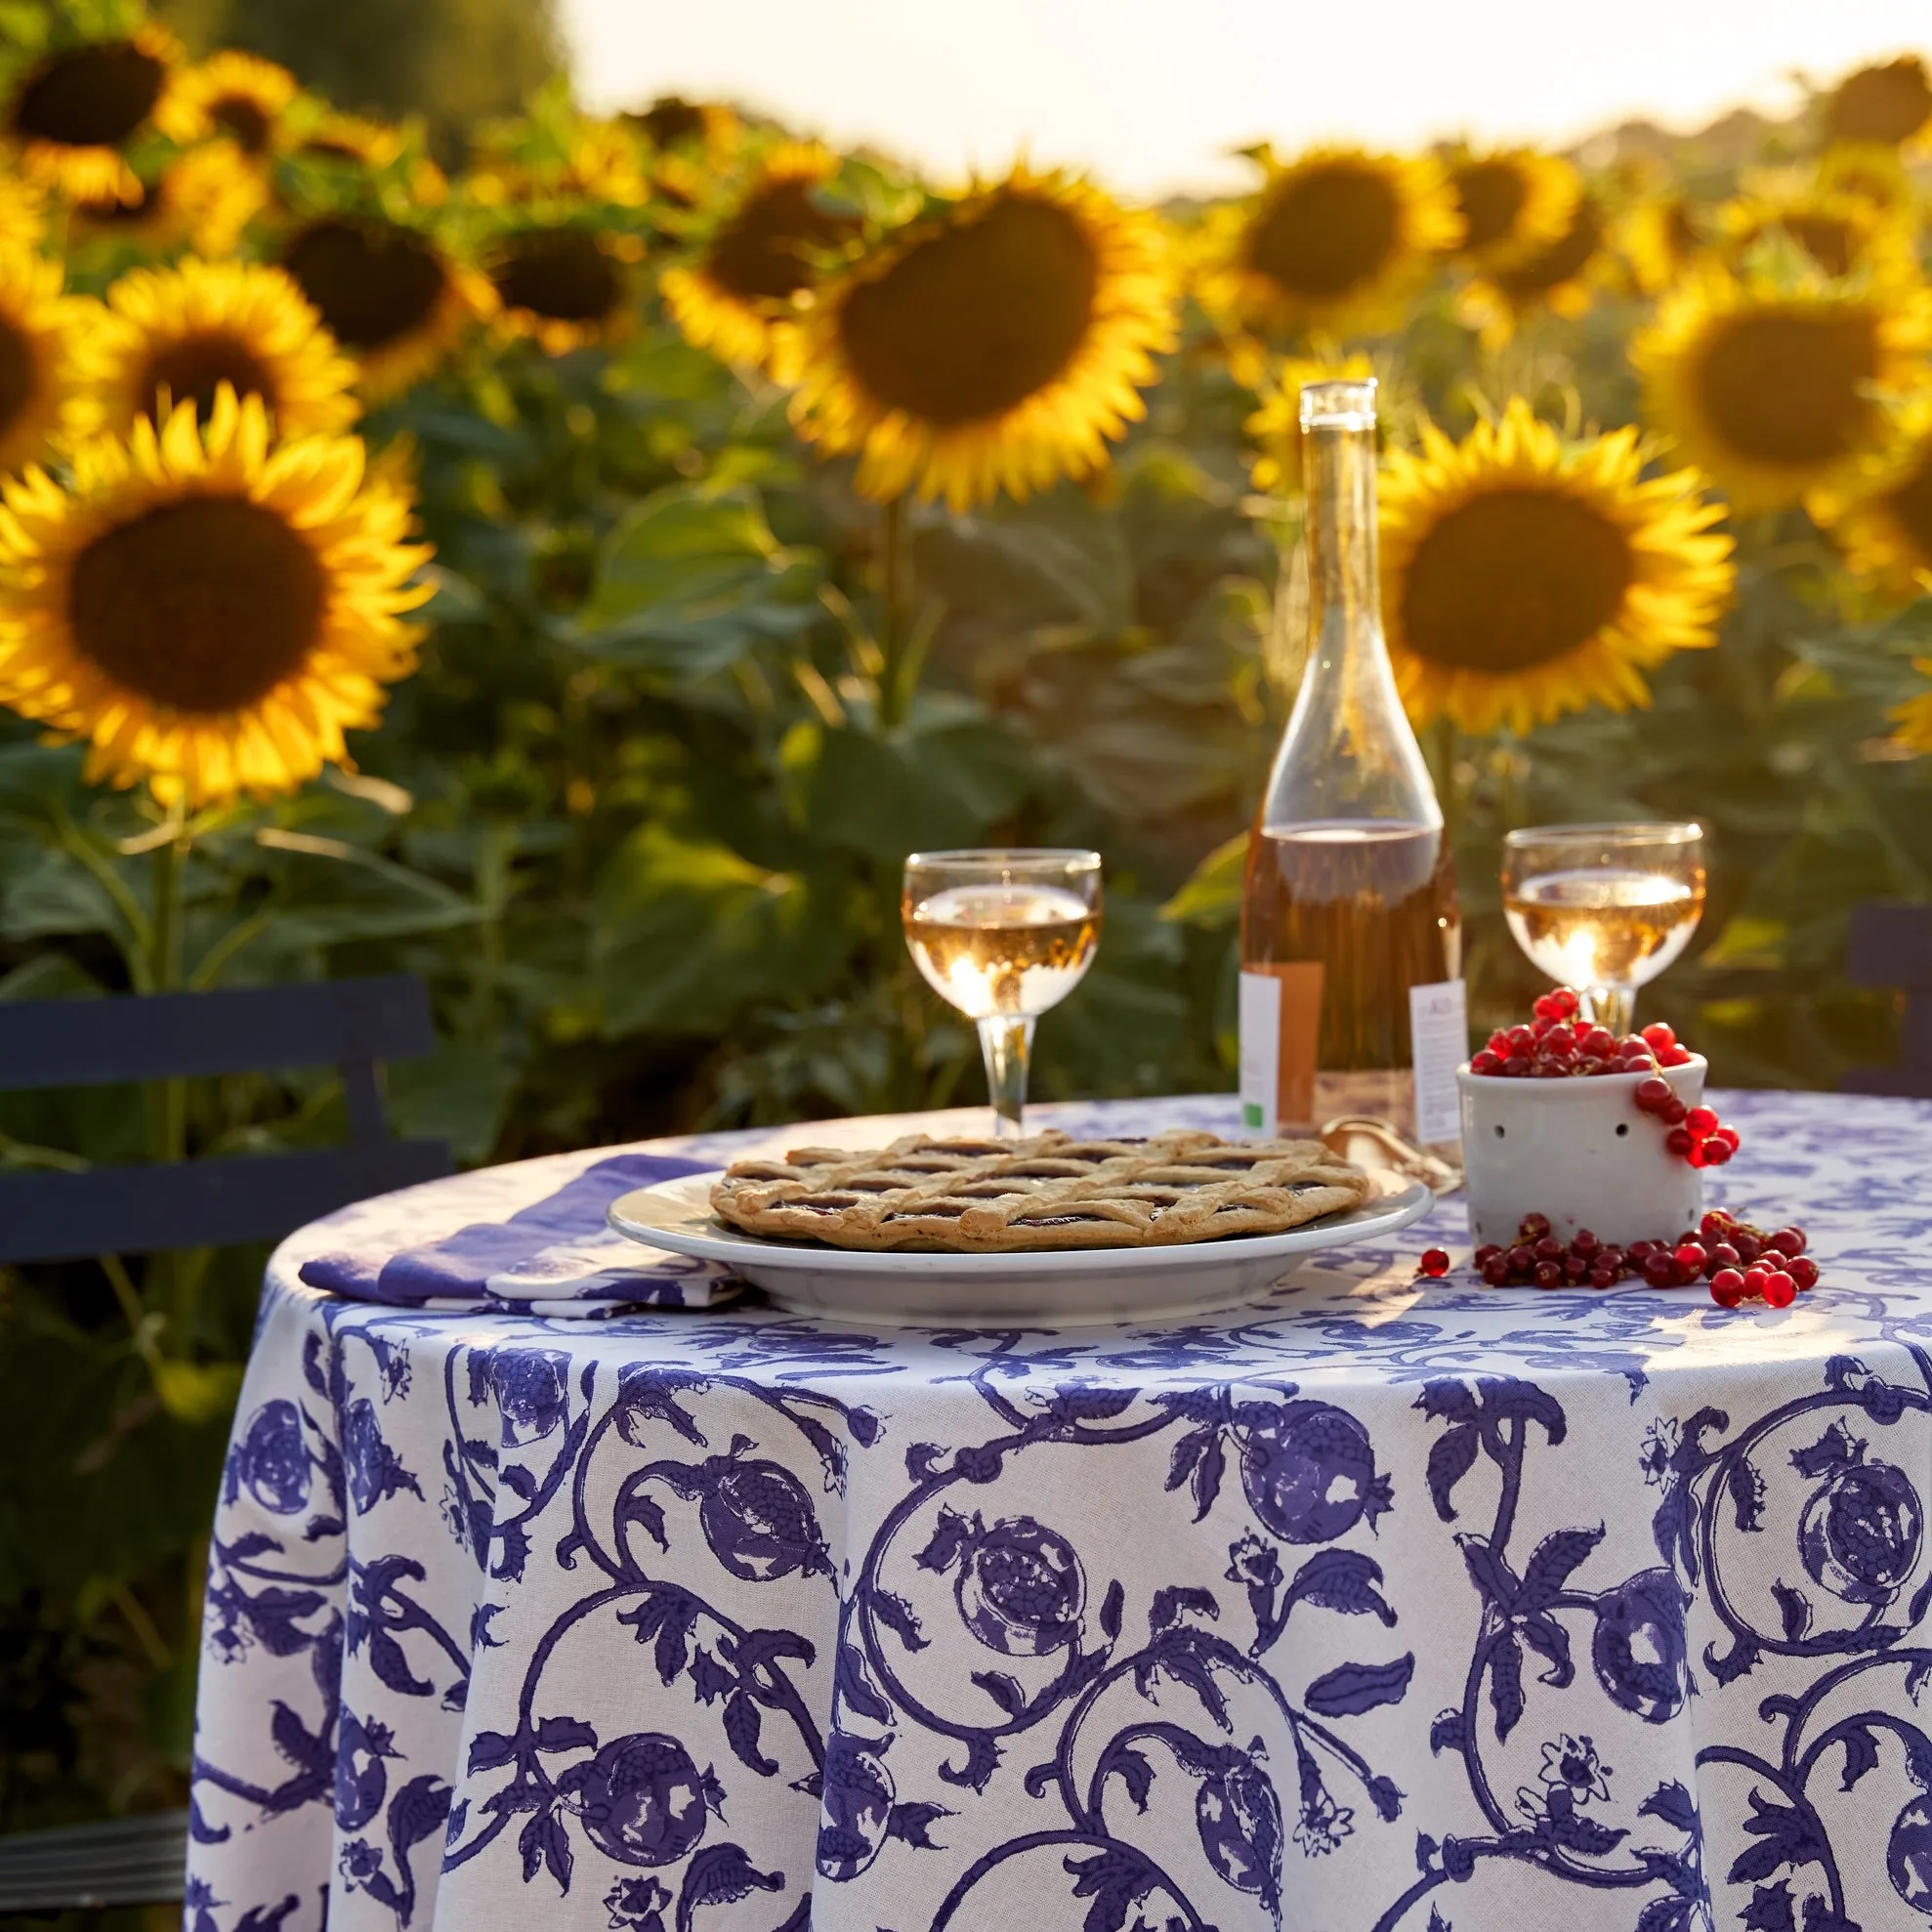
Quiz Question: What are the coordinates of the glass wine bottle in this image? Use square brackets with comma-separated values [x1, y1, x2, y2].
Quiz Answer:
[1238, 377, 1465, 1157]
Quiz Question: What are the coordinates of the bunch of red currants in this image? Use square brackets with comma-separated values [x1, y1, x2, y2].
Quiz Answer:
[1466, 988, 1742, 1168]
[1416, 1208, 1819, 1307]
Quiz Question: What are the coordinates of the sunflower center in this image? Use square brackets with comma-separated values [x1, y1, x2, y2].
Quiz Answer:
[11, 40, 165, 149]
[1453, 161, 1527, 254]
[282, 219, 446, 352]
[706, 178, 852, 303]
[1400, 488, 1632, 674]
[1827, 61, 1932, 147]
[140, 330, 275, 425]
[1495, 197, 1602, 297]
[70, 498, 324, 715]
[212, 94, 272, 155]
[1697, 309, 1877, 466]
[1247, 164, 1401, 300]
[493, 230, 621, 322]
[1888, 452, 1932, 566]
[836, 191, 1099, 428]
[632, 97, 704, 147]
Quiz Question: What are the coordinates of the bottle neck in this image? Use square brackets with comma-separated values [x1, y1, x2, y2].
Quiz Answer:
[1257, 418, 1441, 832]
[1303, 419, 1384, 692]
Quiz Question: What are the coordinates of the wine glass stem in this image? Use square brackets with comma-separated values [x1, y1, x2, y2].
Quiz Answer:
[1585, 984, 1636, 1039]
[978, 1015, 1035, 1139]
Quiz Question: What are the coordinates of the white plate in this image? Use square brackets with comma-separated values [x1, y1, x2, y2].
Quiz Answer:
[607, 1169, 1434, 1327]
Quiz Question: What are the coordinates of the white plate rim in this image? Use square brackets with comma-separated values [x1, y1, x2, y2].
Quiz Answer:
[607, 1169, 1435, 1275]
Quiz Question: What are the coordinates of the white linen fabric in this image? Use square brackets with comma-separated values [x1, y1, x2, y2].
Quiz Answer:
[188, 1092, 1932, 1932]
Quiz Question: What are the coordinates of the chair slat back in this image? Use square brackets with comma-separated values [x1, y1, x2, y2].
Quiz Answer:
[0, 974, 435, 1091]
[1840, 903, 1932, 1099]
[0, 974, 450, 1263]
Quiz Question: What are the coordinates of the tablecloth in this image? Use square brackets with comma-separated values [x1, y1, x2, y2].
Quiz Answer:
[187, 1091, 1932, 1932]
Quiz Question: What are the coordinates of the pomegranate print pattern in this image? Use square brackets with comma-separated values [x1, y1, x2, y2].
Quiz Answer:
[188, 1090, 1932, 1931]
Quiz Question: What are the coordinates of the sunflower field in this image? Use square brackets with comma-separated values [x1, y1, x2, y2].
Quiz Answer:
[2, 0, 1932, 1853]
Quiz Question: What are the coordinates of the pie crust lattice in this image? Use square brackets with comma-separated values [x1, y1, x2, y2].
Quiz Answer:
[708, 1128, 1372, 1253]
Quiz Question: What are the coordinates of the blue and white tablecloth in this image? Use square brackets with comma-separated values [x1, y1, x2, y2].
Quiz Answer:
[188, 1092, 1932, 1932]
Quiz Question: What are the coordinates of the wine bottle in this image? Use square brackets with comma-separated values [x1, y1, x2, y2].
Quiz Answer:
[1238, 378, 1465, 1156]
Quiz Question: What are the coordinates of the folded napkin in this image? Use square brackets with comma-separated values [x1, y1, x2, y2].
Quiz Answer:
[297, 1153, 740, 1313]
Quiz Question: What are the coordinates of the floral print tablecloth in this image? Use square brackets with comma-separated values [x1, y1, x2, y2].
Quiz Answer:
[188, 1091, 1932, 1932]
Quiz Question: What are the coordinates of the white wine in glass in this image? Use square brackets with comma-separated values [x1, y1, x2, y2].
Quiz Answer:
[903, 849, 1103, 1138]
[1500, 822, 1705, 1038]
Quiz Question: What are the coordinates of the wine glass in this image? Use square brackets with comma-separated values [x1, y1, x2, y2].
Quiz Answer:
[1500, 822, 1706, 1039]
[903, 849, 1104, 1139]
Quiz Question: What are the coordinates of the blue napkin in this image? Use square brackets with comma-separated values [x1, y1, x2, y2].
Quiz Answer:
[297, 1153, 739, 1312]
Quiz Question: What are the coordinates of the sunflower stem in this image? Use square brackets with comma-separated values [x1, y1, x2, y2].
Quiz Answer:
[144, 811, 191, 1332]
[876, 492, 909, 731]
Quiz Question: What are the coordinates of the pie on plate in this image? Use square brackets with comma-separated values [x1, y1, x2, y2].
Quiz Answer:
[707, 1128, 1370, 1254]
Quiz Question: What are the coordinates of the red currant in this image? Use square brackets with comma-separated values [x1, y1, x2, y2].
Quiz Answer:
[1661, 1097, 1689, 1126]
[1487, 1029, 1513, 1057]
[1473, 1244, 1501, 1268]
[1470, 1049, 1502, 1075]
[1482, 1256, 1512, 1285]
[1642, 1021, 1676, 1049]
[1709, 1268, 1745, 1307]
[1742, 1266, 1772, 1299]
[1701, 1139, 1733, 1165]
[1634, 1076, 1674, 1113]
[1641, 1251, 1677, 1287]
[1685, 1107, 1718, 1134]
[1673, 1242, 1706, 1274]
[1770, 1228, 1806, 1257]
[1589, 1268, 1617, 1289]
[1733, 1233, 1762, 1264]
[1508, 1244, 1535, 1273]
[1519, 1213, 1551, 1239]
[1573, 1229, 1599, 1256]
[1762, 1270, 1797, 1309]
[1700, 1210, 1734, 1239]
[1597, 1244, 1625, 1273]
[1418, 1248, 1450, 1278]
[1505, 1025, 1535, 1053]
[1789, 1256, 1820, 1290]
[1579, 1027, 1617, 1057]
[1665, 1126, 1694, 1157]
[1503, 1055, 1533, 1077]
[1706, 1242, 1740, 1271]
[1534, 1260, 1563, 1288]
[1657, 1044, 1694, 1068]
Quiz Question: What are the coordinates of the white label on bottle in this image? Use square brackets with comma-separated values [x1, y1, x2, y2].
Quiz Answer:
[1238, 971, 1280, 1138]
[1409, 979, 1468, 1146]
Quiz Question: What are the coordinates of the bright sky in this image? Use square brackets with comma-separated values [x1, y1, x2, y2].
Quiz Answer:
[561, 0, 1930, 197]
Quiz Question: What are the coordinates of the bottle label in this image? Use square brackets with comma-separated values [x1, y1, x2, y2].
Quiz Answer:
[1409, 979, 1468, 1146]
[1238, 965, 1323, 1138]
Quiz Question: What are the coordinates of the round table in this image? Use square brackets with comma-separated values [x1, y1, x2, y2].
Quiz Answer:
[189, 1092, 1932, 1932]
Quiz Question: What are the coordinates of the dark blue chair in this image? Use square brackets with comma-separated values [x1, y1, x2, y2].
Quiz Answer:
[1840, 903, 1932, 1099]
[0, 974, 450, 1912]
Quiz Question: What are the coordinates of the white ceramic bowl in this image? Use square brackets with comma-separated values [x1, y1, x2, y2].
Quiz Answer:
[1456, 1055, 1707, 1250]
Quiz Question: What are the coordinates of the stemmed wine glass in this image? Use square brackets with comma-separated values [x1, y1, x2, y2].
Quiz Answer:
[1499, 822, 1706, 1039]
[902, 849, 1104, 1139]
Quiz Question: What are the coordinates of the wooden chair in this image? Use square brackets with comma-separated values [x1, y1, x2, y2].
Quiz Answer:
[0, 974, 450, 1912]
[1840, 903, 1932, 1099]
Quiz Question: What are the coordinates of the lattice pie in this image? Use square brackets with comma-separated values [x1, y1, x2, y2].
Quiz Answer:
[708, 1128, 1371, 1253]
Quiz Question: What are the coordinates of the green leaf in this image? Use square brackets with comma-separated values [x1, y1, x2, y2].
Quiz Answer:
[1161, 832, 1247, 928]
[911, 493, 1134, 639]
[592, 824, 849, 1037]
[253, 843, 480, 949]
[0, 848, 126, 942]
[573, 483, 821, 681]
[385, 1039, 515, 1164]
[790, 721, 1029, 863]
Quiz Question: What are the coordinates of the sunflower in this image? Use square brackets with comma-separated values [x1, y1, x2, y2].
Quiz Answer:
[1445, 147, 1579, 272]
[96, 258, 358, 440]
[1814, 142, 1917, 216]
[1458, 192, 1610, 346]
[1612, 188, 1706, 296]
[1378, 400, 1735, 734]
[489, 225, 640, 354]
[279, 216, 492, 402]
[167, 51, 295, 158]
[786, 164, 1174, 510]
[1713, 181, 1914, 280]
[1812, 393, 1932, 597]
[1823, 57, 1932, 151]
[3, 23, 190, 202]
[660, 143, 855, 374]
[0, 174, 42, 251]
[0, 390, 429, 804]
[624, 96, 737, 158]
[1197, 146, 1461, 339]
[0, 245, 107, 475]
[290, 109, 402, 171]
[1631, 262, 1932, 512]
[68, 143, 264, 257]
[1244, 351, 1377, 496]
